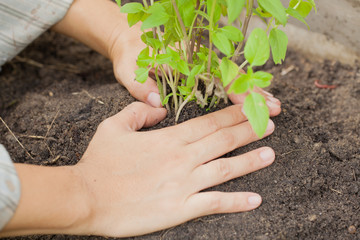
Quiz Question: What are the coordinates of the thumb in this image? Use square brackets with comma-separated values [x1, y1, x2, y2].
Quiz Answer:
[115, 65, 162, 108]
[113, 102, 167, 131]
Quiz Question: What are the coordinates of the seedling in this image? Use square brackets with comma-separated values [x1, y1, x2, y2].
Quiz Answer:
[116, 0, 316, 137]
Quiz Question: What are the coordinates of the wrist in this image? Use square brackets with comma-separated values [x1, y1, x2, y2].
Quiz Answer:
[1, 164, 91, 237]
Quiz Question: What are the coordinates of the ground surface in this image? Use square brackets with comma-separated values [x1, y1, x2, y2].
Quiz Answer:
[0, 31, 359, 240]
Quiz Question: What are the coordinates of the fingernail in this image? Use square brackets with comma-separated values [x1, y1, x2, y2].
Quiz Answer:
[266, 100, 280, 109]
[260, 148, 275, 163]
[268, 96, 280, 104]
[248, 195, 262, 206]
[147, 92, 162, 108]
[265, 120, 275, 134]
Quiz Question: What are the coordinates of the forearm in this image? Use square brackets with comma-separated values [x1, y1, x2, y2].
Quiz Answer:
[0, 164, 90, 237]
[52, 0, 140, 60]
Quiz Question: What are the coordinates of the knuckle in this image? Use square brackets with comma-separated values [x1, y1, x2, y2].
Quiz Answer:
[208, 195, 222, 213]
[215, 159, 232, 180]
[218, 129, 236, 148]
[243, 123, 258, 142]
[204, 115, 221, 132]
[126, 102, 144, 111]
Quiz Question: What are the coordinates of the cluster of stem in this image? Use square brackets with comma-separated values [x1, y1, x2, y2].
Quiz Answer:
[145, 0, 254, 123]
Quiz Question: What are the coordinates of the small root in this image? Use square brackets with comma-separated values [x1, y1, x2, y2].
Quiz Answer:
[72, 90, 105, 105]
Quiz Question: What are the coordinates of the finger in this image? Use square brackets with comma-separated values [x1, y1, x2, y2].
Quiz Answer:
[185, 192, 262, 219]
[173, 105, 248, 144]
[106, 102, 167, 131]
[188, 120, 274, 165]
[191, 147, 275, 191]
[116, 66, 162, 108]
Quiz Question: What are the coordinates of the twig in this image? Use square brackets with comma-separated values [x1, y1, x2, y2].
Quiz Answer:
[329, 188, 342, 194]
[45, 109, 60, 139]
[14, 56, 81, 74]
[72, 90, 105, 105]
[42, 155, 61, 165]
[281, 65, 296, 76]
[0, 117, 34, 160]
[353, 169, 357, 182]
[18, 134, 57, 141]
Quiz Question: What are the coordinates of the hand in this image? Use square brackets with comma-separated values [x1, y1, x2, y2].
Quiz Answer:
[110, 25, 163, 108]
[74, 102, 277, 237]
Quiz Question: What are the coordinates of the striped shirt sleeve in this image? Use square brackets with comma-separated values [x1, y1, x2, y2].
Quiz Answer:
[0, 144, 21, 230]
[0, 0, 74, 67]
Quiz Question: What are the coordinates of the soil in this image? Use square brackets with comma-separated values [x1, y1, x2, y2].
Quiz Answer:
[0, 30, 359, 240]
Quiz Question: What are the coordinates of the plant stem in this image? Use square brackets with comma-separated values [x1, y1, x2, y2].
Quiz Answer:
[155, 66, 170, 111]
[175, 77, 199, 123]
[171, 0, 191, 61]
[239, 59, 248, 70]
[266, 17, 274, 33]
[188, 0, 201, 63]
[231, 0, 254, 63]
[142, 0, 148, 8]
[207, 0, 217, 74]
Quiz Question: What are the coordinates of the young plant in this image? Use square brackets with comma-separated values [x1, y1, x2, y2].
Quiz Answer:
[116, 0, 316, 137]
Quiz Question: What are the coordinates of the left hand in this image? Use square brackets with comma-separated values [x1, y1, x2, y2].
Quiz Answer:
[110, 24, 162, 108]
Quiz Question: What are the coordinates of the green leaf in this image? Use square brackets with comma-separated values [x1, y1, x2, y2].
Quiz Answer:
[162, 93, 173, 105]
[135, 67, 150, 83]
[141, 3, 170, 30]
[289, 0, 312, 17]
[252, 71, 273, 88]
[269, 29, 288, 64]
[213, 32, 232, 56]
[177, 0, 196, 27]
[306, 0, 317, 12]
[127, 12, 145, 27]
[226, 0, 245, 24]
[286, 8, 309, 28]
[176, 59, 190, 76]
[258, 0, 287, 25]
[155, 53, 172, 65]
[187, 64, 205, 88]
[147, 38, 162, 50]
[228, 73, 249, 94]
[244, 28, 270, 67]
[194, 10, 210, 21]
[120, 2, 144, 13]
[115, 0, 121, 7]
[137, 47, 153, 67]
[244, 92, 269, 138]
[178, 86, 192, 96]
[220, 26, 244, 42]
[167, 47, 181, 61]
[254, 7, 273, 18]
[207, 0, 222, 23]
[220, 57, 239, 87]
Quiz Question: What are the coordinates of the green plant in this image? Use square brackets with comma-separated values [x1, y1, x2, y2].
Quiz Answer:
[116, 0, 316, 137]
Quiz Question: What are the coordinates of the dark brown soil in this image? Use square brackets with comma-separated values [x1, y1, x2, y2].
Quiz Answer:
[0, 30, 359, 240]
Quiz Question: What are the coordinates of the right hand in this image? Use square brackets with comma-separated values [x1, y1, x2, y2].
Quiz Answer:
[73, 102, 278, 237]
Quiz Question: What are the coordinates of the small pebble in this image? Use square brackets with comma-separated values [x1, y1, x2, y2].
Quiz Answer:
[49, 91, 54, 97]
[348, 225, 356, 234]
[308, 215, 317, 222]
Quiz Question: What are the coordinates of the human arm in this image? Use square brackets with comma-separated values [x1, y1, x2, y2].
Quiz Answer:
[1, 102, 277, 237]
